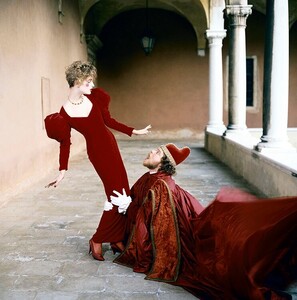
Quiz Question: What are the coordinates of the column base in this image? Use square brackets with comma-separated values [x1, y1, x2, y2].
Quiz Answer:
[255, 142, 297, 173]
[255, 141, 296, 153]
[223, 128, 258, 148]
[205, 124, 226, 135]
[223, 127, 249, 137]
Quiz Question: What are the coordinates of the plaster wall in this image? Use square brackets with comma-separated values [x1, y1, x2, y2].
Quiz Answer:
[205, 132, 297, 197]
[96, 9, 208, 139]
[0, 0, 88, 197]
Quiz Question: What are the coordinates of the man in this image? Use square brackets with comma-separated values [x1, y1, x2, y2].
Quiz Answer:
[110, 143, 297, 300]
[111, 143, 204, 282]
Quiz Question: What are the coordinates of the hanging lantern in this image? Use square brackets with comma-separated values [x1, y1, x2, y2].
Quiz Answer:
[141, 33, 155, 56]
[140, 0, 155, 55]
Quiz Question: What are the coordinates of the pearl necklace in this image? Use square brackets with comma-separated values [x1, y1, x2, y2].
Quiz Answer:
[68, 95, 84, 105]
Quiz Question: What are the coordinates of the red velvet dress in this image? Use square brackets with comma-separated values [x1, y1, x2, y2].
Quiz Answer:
[59, 88, 134, 243]
[115, 172, 297, 300]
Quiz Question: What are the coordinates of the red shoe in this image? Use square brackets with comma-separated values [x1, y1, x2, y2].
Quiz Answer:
[89, 239, 105, 261]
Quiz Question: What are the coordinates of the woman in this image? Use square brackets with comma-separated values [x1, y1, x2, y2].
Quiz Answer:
[45, 60, 151, 261]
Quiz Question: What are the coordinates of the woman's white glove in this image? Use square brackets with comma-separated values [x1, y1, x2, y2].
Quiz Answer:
[103, 200, 113, 211]
[132, 125, 152, 135]
[110, 188, 132, 214]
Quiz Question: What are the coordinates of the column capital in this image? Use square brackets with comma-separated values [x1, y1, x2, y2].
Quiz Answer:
[225, 5, 252, 26]
[205, 30, 227, 46]
[205, 29, 227, 40]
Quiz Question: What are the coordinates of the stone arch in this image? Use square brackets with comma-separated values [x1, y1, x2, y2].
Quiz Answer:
[80, 0, 208, 55]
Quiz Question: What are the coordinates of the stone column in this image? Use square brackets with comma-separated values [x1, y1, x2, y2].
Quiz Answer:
[224, 5, 252, 134]
[205, 30, 227, 134]
[256, 0, 294, 151]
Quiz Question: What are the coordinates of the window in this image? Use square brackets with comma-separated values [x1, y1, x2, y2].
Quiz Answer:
[246, 57, 255, 107]
[224, 55, 258, 112]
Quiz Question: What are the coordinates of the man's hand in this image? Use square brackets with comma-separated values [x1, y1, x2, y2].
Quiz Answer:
[110, 188, 132, 214]
[103, 200, 113, 211]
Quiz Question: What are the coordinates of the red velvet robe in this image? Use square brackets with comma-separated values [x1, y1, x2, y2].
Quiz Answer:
[58, 88, 134, 243]
[115, 172, 297, 300]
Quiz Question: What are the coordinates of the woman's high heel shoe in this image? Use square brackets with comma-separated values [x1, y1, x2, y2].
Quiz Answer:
[89, 239, 105, 261]
[110, 242, 124, 254]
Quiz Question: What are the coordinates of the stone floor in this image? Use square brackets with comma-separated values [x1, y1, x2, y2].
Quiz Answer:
[0, 139, 296, 299]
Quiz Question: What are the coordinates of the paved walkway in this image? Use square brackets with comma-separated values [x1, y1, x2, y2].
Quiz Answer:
[0, 139, 296, 299]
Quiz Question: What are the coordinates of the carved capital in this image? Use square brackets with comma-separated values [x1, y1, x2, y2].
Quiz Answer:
[205, 30, 227, 40]
[205, 30, 227, 46]
[225, 5, 252, 27]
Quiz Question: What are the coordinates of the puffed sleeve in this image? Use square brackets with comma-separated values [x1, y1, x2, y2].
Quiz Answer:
[89, 88, 134, 136]
[44, 113, 71, 171]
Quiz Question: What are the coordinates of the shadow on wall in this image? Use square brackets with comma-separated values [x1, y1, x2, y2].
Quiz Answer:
[95, 8, 209, 134]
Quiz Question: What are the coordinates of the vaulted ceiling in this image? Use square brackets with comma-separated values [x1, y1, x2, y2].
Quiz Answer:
[78, 0, 297, 52]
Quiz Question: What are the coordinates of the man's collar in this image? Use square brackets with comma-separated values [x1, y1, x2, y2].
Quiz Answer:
[149, 170, 158, 174]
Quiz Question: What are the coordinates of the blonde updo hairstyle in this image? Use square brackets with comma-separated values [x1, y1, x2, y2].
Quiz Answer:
[65, 60, 97, 87]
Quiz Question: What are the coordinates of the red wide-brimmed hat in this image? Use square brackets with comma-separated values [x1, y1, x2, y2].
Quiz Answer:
[160, 143, 190, 166]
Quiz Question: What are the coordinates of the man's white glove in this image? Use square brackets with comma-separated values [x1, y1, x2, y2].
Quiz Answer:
[110, 188, 132, 214]
[103, 200, 113, 211]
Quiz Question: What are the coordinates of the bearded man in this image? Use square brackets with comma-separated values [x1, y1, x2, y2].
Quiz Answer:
[110, 143, 297, 300]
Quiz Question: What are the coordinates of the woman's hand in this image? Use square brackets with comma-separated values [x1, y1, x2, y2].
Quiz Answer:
[45, 170, 66, 188]
[132, 125, 152, 135]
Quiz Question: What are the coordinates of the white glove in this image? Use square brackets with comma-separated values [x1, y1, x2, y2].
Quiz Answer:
[110, 188, 132, 214]
[103, 200, 113, 211]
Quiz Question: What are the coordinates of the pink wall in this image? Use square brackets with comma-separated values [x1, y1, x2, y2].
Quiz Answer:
[0, 0, 88, 196]
[97, 9, 209, 137]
